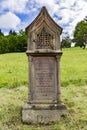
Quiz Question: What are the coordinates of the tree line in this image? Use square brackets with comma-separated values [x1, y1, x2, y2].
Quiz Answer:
[61, 17, 87, 48]
[0, 29, 27, 54]
[0, 17, 87, 54]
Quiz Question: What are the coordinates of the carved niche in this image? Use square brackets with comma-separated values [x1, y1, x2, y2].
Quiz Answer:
[35, 27, 54, 49]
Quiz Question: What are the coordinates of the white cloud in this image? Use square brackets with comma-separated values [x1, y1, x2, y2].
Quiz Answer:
[32, 0, 59, 15]
[0, 12, 21, 29]
[1, 0, 29, 13]
[31, 0, 87, 37]
[0, 0, 87, 37]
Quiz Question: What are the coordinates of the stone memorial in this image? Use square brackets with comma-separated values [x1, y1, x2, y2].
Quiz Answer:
[22, 6, 67, 124]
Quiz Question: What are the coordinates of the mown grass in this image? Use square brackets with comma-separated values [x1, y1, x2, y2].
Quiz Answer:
[0, 53, 28, 88]
[0, 85, 87, 130]
[0, 47, 87, 129]
[61, 47, 87, 87]
[0, 48, 87, 88]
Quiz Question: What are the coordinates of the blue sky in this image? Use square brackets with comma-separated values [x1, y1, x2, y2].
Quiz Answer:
[0, 0, 87, 37]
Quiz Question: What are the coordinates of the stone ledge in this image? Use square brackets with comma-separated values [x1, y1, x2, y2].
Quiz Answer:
[26, 49, 62, 56]
[22, 103, 67, 110]
[22, 103, 67, 124]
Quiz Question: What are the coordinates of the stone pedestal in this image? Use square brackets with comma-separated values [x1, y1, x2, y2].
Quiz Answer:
[22, 103, 67, 124]
[22, 50, 67, 124]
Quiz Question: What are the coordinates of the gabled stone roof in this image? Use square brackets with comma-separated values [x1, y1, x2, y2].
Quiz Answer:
[26, 6, 62, 34]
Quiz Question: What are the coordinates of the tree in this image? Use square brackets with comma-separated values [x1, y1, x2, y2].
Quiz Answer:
[84, 16, 87, 22]
[73, 19, 87, 49]
[61, 35, 72, 48]
[0, 36, 9, 53]
[0, 29, 27, 54]
[9, 30, 17, 35]
[17, 29, 27, 52]
[0, 29, 4, 36]
[7, 35, 18, 52]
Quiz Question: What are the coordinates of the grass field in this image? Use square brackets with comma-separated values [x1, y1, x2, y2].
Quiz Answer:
[0, 47, 87, 88]
[0, 47, 87, 130]
[0, 53, 28, 88]
[61, 47, 87, 87]
[0, 85, 87, 130]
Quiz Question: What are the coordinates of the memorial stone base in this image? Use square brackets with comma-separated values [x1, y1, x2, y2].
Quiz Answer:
[22, 103, 67, 124]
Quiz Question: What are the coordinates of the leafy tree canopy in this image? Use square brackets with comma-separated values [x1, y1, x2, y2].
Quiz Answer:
[9, 30, 17, 36]
[61, 35, 72, 48]
[73, 17, 87, 49]
[0, 29, 4, 36]
[0, 29, 27, 54]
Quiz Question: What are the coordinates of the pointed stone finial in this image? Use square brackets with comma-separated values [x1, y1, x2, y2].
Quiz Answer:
[41, 6, 48, 15]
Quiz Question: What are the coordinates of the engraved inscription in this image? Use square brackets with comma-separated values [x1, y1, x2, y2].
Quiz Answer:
[37, 115, 50, 123]
[33, 57, 56, 101]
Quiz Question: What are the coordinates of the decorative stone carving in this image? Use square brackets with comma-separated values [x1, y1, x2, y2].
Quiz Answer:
[35, 27, 54, 49]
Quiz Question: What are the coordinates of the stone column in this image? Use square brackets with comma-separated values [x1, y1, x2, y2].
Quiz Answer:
[28, 56, 33, 103]
[56, 54, 62, 103]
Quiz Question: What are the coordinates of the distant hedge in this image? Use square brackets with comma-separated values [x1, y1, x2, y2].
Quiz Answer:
[0, 29, 27, 54]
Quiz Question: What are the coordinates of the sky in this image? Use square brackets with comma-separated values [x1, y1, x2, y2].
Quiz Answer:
[0, 0, 87, 37]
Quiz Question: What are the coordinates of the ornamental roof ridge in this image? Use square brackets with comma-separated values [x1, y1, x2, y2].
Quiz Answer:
[26, 6, 62, 33]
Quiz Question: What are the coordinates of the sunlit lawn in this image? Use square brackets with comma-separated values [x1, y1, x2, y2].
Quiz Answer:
[0, 48, 87, 88]
[0, 47, 87, 130]
[0, 53, 28, 88]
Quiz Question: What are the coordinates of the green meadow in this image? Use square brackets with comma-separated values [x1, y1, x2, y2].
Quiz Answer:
[0, 53, 28, 88]
[61, 47, 87, 87]
[0, 47, 87, 130]
[0, 48, 87, 88]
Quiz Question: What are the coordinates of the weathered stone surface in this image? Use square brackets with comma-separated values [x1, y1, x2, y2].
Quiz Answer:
[22, 103, 67, 124]
[22, 6, 67, 124]
[32, 56, 56, 102]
